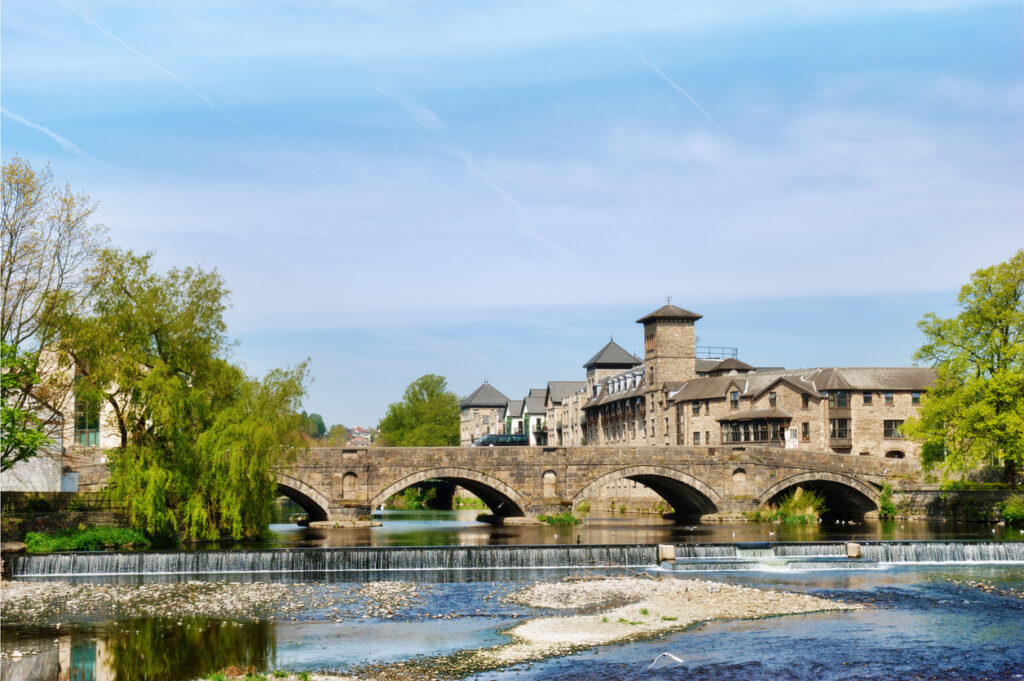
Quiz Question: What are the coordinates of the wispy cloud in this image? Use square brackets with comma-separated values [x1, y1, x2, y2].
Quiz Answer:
[434, 146, 574, 261]
[635, 50, 727, 136]
[376, 86, 447, 129]
[56, 0, 334, 188]
[1, 107, 94, 160]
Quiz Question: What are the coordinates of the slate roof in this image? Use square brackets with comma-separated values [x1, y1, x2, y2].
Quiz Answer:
[460, 382, 510, 408]
[636, 304, 702, 324]
[524, 388, 547, 414]
[668, 367, 936, 404]
[709, 358, 755, 373]
[582, 367, 647, 409]
[546, 381, 587, 404]
[505, 400, 524, 418]
[718, 407, 793, 422]
[583, 340, 642, 370]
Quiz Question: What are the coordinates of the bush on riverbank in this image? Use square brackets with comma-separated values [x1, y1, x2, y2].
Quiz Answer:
[24, 525, 150, 552]
[386, 486, 437, 510]
[537, 511, 580, 526]
[879, 483, 897, 519]
[1000, 495, 1024, 525]
[454, 495, 486, 510]
[744, 487, 827, 525]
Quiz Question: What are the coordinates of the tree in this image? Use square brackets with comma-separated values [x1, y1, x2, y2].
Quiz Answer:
[905, 250, 1024, 486]
[56, 248, 308, 539]
[1, 156, 105, 468]
[300, 411, 326, 439]
[1, 342, 50, 471]
[377, 374, 459, 446]
[326, 424, 348, 445]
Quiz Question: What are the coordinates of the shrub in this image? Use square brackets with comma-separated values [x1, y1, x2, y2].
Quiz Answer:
[24, 526, 150, 552]
[878, 483, 897, 519]
[747, 487, 827, 525]
[537, 511, 580, 526]
[1000, 495, 1024, 525]
[575, 500, 591, 516]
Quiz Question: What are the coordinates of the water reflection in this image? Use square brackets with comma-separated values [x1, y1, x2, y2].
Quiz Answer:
[0, 619, 272, 681]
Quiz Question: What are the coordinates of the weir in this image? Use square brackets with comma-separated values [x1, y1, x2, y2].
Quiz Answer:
[9, 541, 1024, 578]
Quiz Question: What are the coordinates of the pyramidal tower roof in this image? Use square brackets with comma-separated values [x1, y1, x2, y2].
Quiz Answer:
[584, 340, 642, 370]
[636, 304, 702, 324]
[460, 382, 509, 408]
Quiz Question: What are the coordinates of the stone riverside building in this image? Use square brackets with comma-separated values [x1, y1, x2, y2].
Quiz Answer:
[461, 303, 935, 462]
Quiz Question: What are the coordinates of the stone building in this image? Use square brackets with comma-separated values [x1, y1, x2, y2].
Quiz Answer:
[544, 380, 587, 446]
[459, 382, 510, 445]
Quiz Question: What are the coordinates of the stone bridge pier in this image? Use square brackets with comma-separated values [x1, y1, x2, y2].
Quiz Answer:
[273, 445, 921, 523]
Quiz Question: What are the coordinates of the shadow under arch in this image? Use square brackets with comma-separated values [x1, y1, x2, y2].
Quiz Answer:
[369, 467, 528, 517]
[572, 465, 722, 519]
[276, 472, 331, 522]
[758, 472, 879, 518]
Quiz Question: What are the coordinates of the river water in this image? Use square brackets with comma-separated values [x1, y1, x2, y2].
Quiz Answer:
[3, 512, 1023, 681]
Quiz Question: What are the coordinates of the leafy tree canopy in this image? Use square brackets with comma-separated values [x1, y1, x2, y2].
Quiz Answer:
[56, 248, 308, 539]
[300, 411, 326, 439]
[377, 374, 459, 446]
[326, 424, 348, 445]
[906, 249, 1024, 486]
[2, 156, 105, 469]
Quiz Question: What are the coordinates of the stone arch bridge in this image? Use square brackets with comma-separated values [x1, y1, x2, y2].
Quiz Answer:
[274, 445, 920, 523]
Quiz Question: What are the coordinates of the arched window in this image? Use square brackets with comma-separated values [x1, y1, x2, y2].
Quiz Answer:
[542, 470, 557, 498]
[884, 451, 905, 459]
[732, 468, 746, 483]
[342, 472, 358, 499]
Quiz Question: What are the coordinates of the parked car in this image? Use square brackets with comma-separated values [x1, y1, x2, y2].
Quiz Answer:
[470, 433, 529, 447]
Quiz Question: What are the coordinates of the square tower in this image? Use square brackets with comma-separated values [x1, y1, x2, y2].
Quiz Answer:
[636, 304, 702, 387]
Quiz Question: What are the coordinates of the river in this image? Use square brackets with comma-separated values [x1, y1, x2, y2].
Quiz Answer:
[2, 511, 1023, 680]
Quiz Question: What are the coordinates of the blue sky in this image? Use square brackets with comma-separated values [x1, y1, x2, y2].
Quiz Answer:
[3, 1, 1021, 427]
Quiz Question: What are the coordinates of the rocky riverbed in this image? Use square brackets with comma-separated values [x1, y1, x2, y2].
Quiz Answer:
[2, 575, 859, 680]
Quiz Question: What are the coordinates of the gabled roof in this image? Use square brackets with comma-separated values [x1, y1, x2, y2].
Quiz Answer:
[583, 340, 642, 370]
[718, 407, 793, 422]
[460, 382, 509, 408]
[506, 399, 524, 418]
[636, 304, 702, 324]
[524, 388, 547, 414]
[546, 381, 587, 405]
[709, 358, 755, 373]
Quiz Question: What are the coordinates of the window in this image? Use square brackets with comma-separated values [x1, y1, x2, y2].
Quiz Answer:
[829, 418, 850, 439]
[828, 390, 848, 408]
[884, 419, 905, 439]
[863, 391, 872, 405]
[911, 391, 921, 405]
[801, 422, 810, 441]
[705, 430, 710, 444]
[884, 391, 893, 405]
[730, 391, 740, 409]
[74, 397, 100, 447]
[692, 402, 701, 415]
[802, 394, 811, 409]
[768, 391, 777, 407]
[693, 431, 700, 445]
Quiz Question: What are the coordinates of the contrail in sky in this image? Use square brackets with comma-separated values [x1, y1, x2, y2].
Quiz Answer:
[434, 146, 574, 261]
[635, 50, 727, 135]
[1, 107, 94, 160]
[376, 87, 448, 130]
[57, 0, 334, 188]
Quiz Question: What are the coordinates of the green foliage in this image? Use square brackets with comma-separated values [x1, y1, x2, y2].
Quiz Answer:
[746, 486, 827, 524]
[272, 671, 289, 679]
[639, 607, 649, 615]
[454, 495, 486, 510]
[377, 374, 459, 446]
[905, 250, 1024, 486]
[879, 483, 897, 519]
[326, 424, 348, 445]
[297, 673, 311, 681]
[1000, 495, 1024, 525]
[660, 616, 678, 621]
[300, 411, 326, 439]
[575, 499, 591, 516]
[386, 486, 437, 510]
[24, 525, 150, 552]
[57, 249, 308, 540]
[537, 510, 580, 526]
[0, 343, 51, 471]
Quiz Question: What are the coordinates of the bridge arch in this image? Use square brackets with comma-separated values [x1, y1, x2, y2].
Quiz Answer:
[572, 466, 722, 518]
[758, 472, 879, 518]
[276, 472, 331, 522]
[369, 467, 529, 517]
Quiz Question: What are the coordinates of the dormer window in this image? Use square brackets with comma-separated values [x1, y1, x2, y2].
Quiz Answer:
[768, 391, 777, 407]
[730, 391, 740, 409]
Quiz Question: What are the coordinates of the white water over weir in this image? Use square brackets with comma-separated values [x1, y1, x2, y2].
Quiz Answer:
[9, 541, 1024, 578]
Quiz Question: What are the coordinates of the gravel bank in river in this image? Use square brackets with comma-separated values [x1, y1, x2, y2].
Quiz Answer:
[352, 576, 860, 681]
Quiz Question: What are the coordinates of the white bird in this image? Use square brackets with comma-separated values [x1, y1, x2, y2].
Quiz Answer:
[769, 531, 775, 536]
[648, 652, 685, 670]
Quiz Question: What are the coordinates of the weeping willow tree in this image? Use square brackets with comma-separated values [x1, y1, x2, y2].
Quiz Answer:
[55, 248, 307, 539]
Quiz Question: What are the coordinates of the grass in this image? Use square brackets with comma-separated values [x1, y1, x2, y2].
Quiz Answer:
[617, 617, 640, 626]
[453, 495, 487, 510]
[639, 608, 648, 615]
[537, 511, 580, 526]
[24, 525, 150, 552]
[660, 616, 678, 621]
[744, 486, 827, 525]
